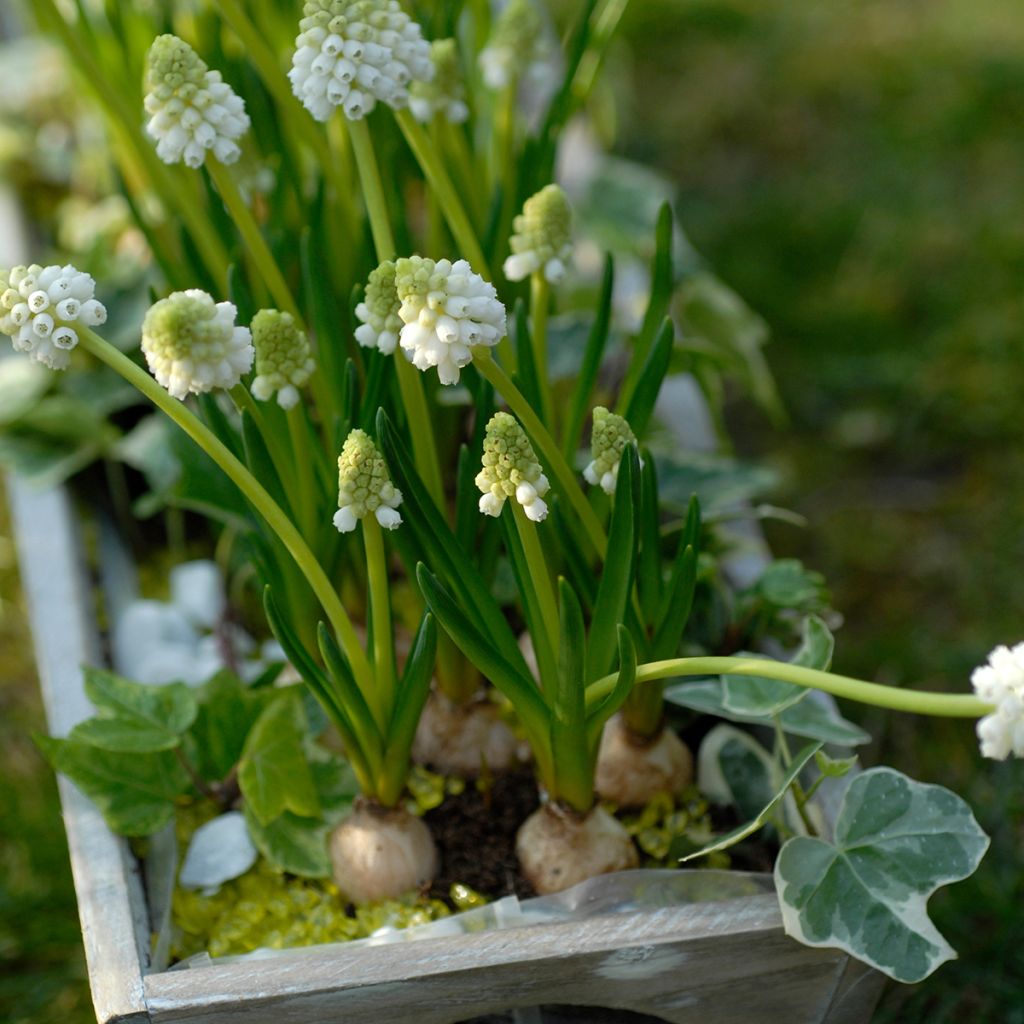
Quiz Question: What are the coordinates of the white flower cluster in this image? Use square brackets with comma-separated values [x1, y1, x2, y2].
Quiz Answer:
[479, 0, 542, 90]
[971, 643, 1024, 760]
[583, 407, 638, 495]
[0, 264, 106, 370]
[141, 290, 253, 400]
[504, 184, 573, 284]
[354, 260, 402, 355]
[476, 411, 550, 522]
[144, 35, 249, 168]
[395, 257, 506, 385]
[410, 39, 468, 124]
[250, 309, 315, 410]
[334, 429, 403, 532]
[289, 0, 434, 122]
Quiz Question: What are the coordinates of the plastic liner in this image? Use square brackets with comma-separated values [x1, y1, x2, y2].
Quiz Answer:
[171, 868, 776, 971]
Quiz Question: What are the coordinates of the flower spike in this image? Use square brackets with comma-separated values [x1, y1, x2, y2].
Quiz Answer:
[289, 0, 434, 123]
[504, 184, 573, 284]
[250, 310, 315, 410]
[354, 261, 402, 355]
[141, 290, 254, 400]
[334, 429, 403, 532]
[0, 264, 105, 370]
[144, 35, 250, 168]
[583, 407, 638, 495]
[410, 39, 468, 125]
[476, 412, 550, 522]
[394, 257, 506, 385]
[971, 644, 1024, 760]
[479, 0, 543, 90]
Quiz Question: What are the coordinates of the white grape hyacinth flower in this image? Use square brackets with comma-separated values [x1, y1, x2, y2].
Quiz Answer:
[333, 429, 403, 532]
[583, 406, 639, 495]
[144, 35, 250, 168]
[479, 0, 543, 90]
[503, 184, 573, 284]
[0, 263, 106, 370]
[395, 256, 506, 385]
[971, 643, 1024, 760]
[141, 290, 253, 400]
[354, 260, 402, 355]
[409, 39, 468, 124]
[475, 411, 550, 522]
[289, 0, 434, 123]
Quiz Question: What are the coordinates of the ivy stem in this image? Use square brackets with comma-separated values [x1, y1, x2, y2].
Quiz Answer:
[586, 656, 993, 719]
[77, 327, 375, 699]
[362, 517, 396, 735]
[206, 160, 301, 320]
[774, 718, 817, 836]
[530, 272, 554, 428]
[473, 349, 607, 557]
[347, 117, 445, 511]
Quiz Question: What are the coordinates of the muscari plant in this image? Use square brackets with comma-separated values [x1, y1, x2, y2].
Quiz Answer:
[11, 0, 1019, 986]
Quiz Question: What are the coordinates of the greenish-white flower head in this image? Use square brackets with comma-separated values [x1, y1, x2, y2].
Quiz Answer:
[395, 257, 506, 385]
[479, 0, 543, 89]
[583, 407, 637, 495]
[354, 260, 402, 355]
[475, 411, 550, 522]
[250, 309, 315, 410]
[409, 39, 468, 124]
[503, 184, 573, 284]
[141, 290, 253, 400]
[971, 643, 1024, 760]
[334, 428, 403, 533]
[0, 263, 105, 370]
[289, 0, 434, 123]
[144, 35, 249, 168]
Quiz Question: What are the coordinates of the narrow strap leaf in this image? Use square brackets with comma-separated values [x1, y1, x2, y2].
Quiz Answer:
[586, 626, 637, 753]
[383, 612, 437, 768]
[637, 451, 662, 625]
[623, 316, 675, 438]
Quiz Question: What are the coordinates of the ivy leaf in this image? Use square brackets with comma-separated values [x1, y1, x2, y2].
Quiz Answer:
[70, 668, 197, 753]
[682, 741, 822, 862]
[775, 767, 990, 983]
[238, 695, 320, 826]
[36, 734, 190, 836]
[243, 805, 331, 878]
[697, 724, 776, 822]
[722, 615, 834, 717]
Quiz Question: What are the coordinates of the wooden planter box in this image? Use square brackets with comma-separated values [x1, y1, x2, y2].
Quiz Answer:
[9, 476, 887, 1024]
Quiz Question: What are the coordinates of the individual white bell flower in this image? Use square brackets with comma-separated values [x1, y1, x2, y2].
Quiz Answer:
[583, 407, 639, 495]
[503, 184, 573, 284]
[971, 643, 1024, 760]
[394, 256, 506, 385]
[250, 309, 315, 410]
[143, 35, 250, 168]
[0, 263, 106, 370]
[289, 0, 434, 123]
[333, 428, 403, 532]
[475, 412, 550, 522]
[354, 260, 402, 355]
[409, 39, 468, 124]
[479, 0, 543, 90]
[141, 290, 254, 400]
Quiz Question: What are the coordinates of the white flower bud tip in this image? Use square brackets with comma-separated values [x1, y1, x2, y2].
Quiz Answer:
[475, 412, 549, 521]
[141, 290, 254, 400]
[334, 429, 403, 532]
[0, 263, 104, 370]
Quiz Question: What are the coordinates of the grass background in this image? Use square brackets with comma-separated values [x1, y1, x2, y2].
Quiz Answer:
[2, 0, 1023, 1019]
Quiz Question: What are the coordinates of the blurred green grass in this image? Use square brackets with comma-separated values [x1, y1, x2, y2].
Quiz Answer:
[619, 0, 1024, 1018]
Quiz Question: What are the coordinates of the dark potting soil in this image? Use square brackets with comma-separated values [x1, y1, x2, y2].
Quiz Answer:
[425, 769, 540, 903]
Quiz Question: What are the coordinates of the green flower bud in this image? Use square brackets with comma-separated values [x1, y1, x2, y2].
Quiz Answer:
[479, 0, 543, 89]
[584, 407, 638, 495]
[475, 411, 550, 521]
[334, 429, 403, 532]
[410, 39, 468, 124]
[354, 261, 402, 355]
[504, 184, 573, 283]
[250, 309, 315, 410]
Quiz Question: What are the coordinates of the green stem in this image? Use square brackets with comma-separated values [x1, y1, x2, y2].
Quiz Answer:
[530, 272, 554, 428]
[362, 517, 396, 735]
[473, 349, 607, 557]
[395, 109, 489, 275]
[206, 160, 301, 319]
[77, 328, 375, 698]
[228, 385, 298, 505]
[774, 718, 816, 835]
[586, 656, 994, 719]
[287, 404, 318, 539]
[511, 502, 560, 695]
[346, 117, 396, 259]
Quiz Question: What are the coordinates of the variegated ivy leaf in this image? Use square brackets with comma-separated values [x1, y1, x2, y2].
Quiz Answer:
[775, 767, 989, 983]
[697, 724, 776, 822]
[722, 614, 834, 717]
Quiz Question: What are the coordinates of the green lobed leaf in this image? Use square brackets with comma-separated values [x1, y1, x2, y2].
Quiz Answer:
[72, 668, 197, 753]
[36, 734, 190, 836]
[681, 741, 822, 862]
[243, 804, 331, 878]
[238, 695, 321, 826]
[775, 768, 990, 983]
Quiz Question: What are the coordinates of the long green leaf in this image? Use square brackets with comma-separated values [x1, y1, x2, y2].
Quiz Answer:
[637, 451, 661, 625]
[316, 623, 384, 765]
[586, 625, 637, 752]
[653, 494, 701, 650]
[624, 316, 675, 438]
